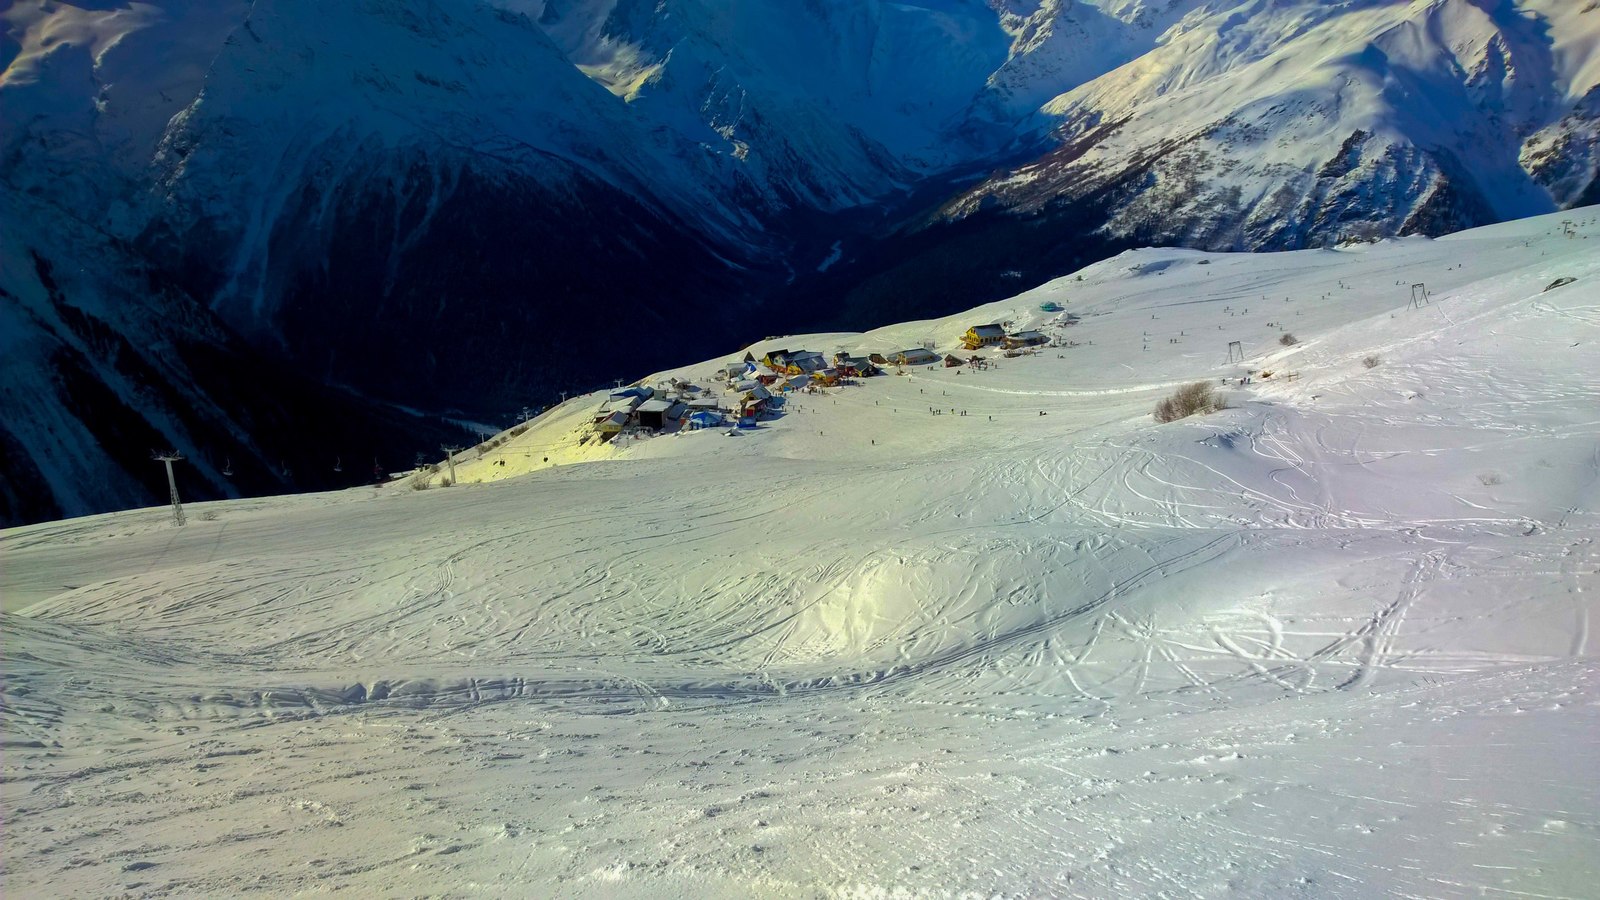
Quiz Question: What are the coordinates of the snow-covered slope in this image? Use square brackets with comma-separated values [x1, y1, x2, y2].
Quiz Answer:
[4, 0, 1598, 525]
[945, 0, 1600, 248]
[0, 0, 773, 523]
[12, 0, 1594, 269]
[530, 0, 1600, 246]
[4, 209, 1597, 896]
[0, 187, 461, 524]
[535, 0, 1029, 206]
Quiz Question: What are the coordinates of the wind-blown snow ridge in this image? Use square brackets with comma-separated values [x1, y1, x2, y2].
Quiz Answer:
[4, 209, 1598, 896]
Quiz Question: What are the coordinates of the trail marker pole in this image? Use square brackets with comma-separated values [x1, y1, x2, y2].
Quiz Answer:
[154, 452, 186, 526]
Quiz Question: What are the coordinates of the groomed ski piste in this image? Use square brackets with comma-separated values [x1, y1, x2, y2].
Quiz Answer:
[4, 209, 1599, 897]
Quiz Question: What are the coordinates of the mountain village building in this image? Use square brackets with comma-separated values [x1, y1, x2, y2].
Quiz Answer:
[892, 347, 941, 366]
[1004, 330, 1048, 348]
[962, 324, 1006, 349]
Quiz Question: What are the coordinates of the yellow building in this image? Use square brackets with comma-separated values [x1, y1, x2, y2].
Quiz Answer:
[962, 324, 1005, 349]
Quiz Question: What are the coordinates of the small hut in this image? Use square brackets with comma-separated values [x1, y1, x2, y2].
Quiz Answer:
[1004, 330, 1048, 349]
[687, 410, 724, 430]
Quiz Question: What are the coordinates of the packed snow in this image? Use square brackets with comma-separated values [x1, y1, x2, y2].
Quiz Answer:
[4, 209, 1599, 896]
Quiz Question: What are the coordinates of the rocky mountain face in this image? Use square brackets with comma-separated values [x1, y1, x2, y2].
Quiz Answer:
[0, 188, 463, 524]
[938, 0, 1600, 249]
[2, 0, 1596, 524]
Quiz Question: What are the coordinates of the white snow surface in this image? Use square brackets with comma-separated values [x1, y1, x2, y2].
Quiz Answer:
[4, 209, 1600, 896]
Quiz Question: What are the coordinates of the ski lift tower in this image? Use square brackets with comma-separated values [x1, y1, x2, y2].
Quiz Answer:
[1409, 283, 1429, 310]
[153, 451, 186, 526]
[440, 445, 461, 485]
[1226, 340, 1245, 363]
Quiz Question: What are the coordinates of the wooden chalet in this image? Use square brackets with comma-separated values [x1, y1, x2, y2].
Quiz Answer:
[832, 353, 879, 377]
[760, 349, 792, 372]
[962, 323, 1006, 349]
[739, 386, 771, 417]
[892, 347, 940, 366]
[783, 351, 827, 375]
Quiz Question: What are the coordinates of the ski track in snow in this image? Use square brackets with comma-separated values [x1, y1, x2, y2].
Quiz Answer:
[4, 211, 1600, 896]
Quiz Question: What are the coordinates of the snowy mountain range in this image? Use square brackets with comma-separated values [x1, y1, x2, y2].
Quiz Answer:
[944, 0, 1600, 246]
[3, 0, 1598, 523]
